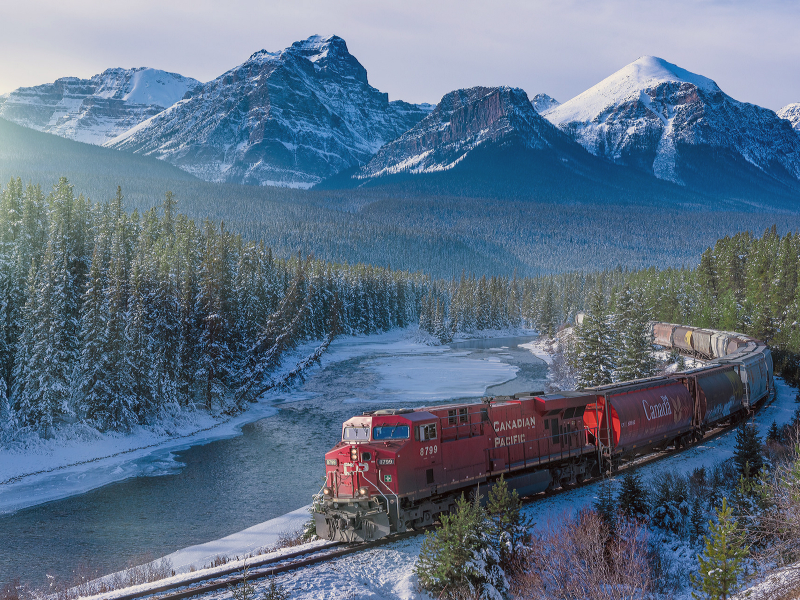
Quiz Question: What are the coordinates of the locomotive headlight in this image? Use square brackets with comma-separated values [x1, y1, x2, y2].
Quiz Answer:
[358, 487, 369, 496]
[350, 447, 358, 460]
[322, 487, 332, 496]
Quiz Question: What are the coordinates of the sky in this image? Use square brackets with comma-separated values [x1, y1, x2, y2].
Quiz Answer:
[1, 0, 798, 111]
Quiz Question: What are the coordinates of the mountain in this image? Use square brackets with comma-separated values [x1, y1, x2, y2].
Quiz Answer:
[543, 56, 800, 196]
[531, 93, 559, 113]
[778, 103, 800, 133]
[0, 68, 201, 145]
[355, 86, 583, 178]
[106, 35, 429, 188]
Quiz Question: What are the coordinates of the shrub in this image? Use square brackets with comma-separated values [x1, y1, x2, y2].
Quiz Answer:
[415, 493, 507, 600]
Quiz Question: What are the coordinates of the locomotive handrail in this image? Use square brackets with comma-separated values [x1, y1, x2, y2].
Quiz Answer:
[359, 470, 400, 525]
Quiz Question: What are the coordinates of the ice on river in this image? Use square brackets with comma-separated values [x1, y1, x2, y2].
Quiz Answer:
[0, 329, 520, 514]
[179, 377, 795, 600]
[349, 351, 518, 404]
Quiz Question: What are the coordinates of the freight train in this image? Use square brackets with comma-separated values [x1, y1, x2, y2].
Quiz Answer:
[313, 323, 774, 542]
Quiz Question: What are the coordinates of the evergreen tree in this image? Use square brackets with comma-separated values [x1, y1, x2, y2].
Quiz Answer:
[486, 475, 530, 568]
[593, 479, 617, 536]
[617, 471, 649, 521]
[766, 420, 780, 443]
[733, 424, 763, 478]
[571, 286, 614, 388]
[77, 246, 108, 423]
[615, 283, 657, 381]
[690, 495, 706, 545]
[691, 499, 748, 600]
[415, 493, 507, 599]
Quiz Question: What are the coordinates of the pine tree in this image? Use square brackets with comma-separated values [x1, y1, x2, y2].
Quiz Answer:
[733, 424, 763, 478]
[691, 499, 748, 600]
[77, 246, 108, 423]
[593, 479, 617, 536]
[572, 286, 614, 388]
[615, 283, 657, 381]
[415, 493, 507, 599]
[486, 475, 530, 568]
[690, 496, 706, 545]
[617, 471, 649, 521]
[766, 420, 780, 443]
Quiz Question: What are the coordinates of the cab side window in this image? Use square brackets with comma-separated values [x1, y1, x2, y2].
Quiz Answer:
[419, 423, 437, 441]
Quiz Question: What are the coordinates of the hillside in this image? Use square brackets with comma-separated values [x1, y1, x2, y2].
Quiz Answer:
[4, 117, 800, 277]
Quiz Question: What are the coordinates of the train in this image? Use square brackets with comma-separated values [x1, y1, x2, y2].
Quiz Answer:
[313, 323, 775, 543]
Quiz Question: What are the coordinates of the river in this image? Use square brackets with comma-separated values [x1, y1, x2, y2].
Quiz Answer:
[0, 334, 546, 588]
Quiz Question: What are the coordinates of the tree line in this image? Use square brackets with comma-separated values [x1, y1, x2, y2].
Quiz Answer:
[0, 178, 432, 434]
[0, 177, 550, 437]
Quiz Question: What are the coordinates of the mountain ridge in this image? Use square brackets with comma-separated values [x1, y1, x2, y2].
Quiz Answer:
[543, 56, 800, 193]
[0, 68, 201, 145]
[106, 35, 429, 188]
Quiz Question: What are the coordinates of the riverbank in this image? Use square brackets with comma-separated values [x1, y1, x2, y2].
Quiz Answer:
[0, 328, 533, 515]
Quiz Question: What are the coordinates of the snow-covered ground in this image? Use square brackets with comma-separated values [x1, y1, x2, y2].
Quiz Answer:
[0, 329, 524, 515]
[84, 345, 797, 600]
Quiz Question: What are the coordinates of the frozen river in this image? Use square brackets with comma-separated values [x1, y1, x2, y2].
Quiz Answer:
[0, 332, 546, 588]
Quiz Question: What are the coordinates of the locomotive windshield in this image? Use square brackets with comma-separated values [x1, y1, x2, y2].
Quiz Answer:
[343, 426, 370, 441]
[373, 425, 410, 440]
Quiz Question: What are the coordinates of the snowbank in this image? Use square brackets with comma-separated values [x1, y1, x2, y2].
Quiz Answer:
[0, 329, 527, 514]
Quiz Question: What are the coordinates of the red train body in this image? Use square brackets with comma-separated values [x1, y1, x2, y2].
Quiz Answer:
[314, 324, 773, 543]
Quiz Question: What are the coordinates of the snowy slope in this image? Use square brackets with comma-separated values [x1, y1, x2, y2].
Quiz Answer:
[0, 68, 201, 145]
[106, 35, 429, 188]
[778, 103, 800, 133]
[531, 93, 560, 113]
[544, 56, 800, 188]
[356, 86, 577, 178]
[103, 376, 797, 600]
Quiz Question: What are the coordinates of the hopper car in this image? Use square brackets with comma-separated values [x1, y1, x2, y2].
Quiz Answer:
[314, 323, 774, 542]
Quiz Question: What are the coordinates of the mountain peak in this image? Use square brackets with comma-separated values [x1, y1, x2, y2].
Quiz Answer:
[778, 103, 800, 132]
[356, 85, 572, 179]
[531, 93, 560, 113]
[624, 56, 719, 92]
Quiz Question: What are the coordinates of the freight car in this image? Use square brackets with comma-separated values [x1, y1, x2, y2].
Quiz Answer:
[314, 324, 774, 543]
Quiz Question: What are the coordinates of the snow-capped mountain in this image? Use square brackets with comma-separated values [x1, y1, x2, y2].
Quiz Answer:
[107, 35, 429, 188]
[531, 93, 560, 113]
[543, 56, 800, 188]
[778, 103, 800, 133]
[0, 68, 201, 145]
[356, 86, 576, 178]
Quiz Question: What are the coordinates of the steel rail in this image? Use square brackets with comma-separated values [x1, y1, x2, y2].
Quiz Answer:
[97, 385, 777, 600]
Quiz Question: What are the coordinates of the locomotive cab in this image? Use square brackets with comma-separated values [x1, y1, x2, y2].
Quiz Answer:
[316, 409, 433, 542]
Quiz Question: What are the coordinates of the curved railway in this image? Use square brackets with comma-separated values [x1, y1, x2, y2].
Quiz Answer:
[314, 322, 774, 543]
[87, 322, 777, 600]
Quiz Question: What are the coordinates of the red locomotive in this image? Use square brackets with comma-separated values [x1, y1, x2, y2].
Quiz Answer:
[314, 324, 773, 542]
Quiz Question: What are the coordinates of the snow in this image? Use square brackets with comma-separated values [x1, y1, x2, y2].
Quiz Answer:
[519, 339, 554, 365]
[61, 336, 796, 600]
[115, 68, 197, 108]
[778, 102, 800, 132]
[545, 55, 720, 125]
[531, 93, 560, 113]
[0, 329, 519, 515]
[164, 505, 323, 572]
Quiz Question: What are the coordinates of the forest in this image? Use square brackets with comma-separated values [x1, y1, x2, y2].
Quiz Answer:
[4, 171, 800, 439]
[0, 177, 543, 437]
[4, 117, 800, 279]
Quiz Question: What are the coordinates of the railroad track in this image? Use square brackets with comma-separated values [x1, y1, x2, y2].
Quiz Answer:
[95, 388, 778, 600]
[98, 529, 428, 600]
